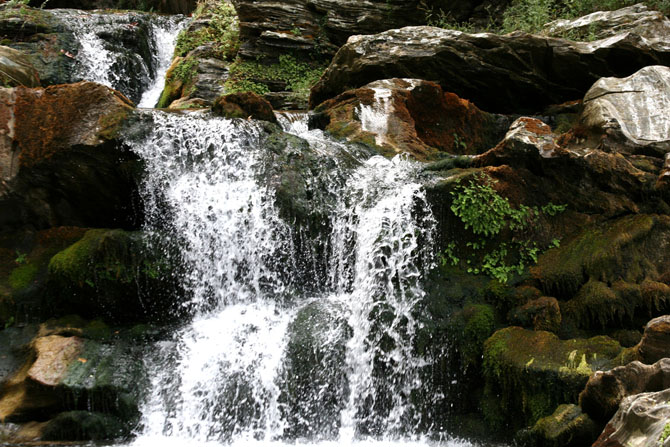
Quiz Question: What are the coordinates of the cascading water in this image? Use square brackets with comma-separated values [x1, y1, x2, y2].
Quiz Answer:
[122, 109, 474, 446]
[52, 9, 185, 104]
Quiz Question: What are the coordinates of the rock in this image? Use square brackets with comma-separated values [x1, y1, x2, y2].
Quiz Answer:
[637, 315, 670, 364]
[27, 335, 84, 387]
[277, 300, 350, 439]
[46, 229, 181, 324]
[312, 78, 510, 160]
[592, 388, 670, 447]
[27, 0, 197, 14]
[579, 358, 670, 424]
[0, 46, 39, 87]
[309, 24, 670, 113]
[517, 403, 600, 447]
[482, 326, 622, 430]
[580, 65, 670, 157]
[232, 0, 510, 61]
[508, 296, 562, 333]
[544, 4, 670, 41]
[212, 91, 277, 123]
[40, 411, 128, 441]
[0, 82, 140, 231]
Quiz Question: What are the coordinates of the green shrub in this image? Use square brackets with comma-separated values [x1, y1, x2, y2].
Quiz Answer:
[174, 0, 239, 60]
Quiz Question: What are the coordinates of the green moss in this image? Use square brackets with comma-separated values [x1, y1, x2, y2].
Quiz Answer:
[174, 0, 239, 60]
[48, 229, 108, 286]
[462, 304, 495, 368]
[8, 263, 39, 290]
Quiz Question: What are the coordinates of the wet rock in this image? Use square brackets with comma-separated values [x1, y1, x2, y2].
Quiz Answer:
[312, 78, 510, 160]
[46, 229, 180, 324]
[579, 358, 670, 424]
[482, 326, 622, 430]
[517, 403, 599, 447]
[544, 4, 670, 41]
[592, 388, 670, 447]
[637, 315, 670, 364]
[28, 0, 196, 14]
[0, 82, 140, 231]
[212, 91, 277, 123]
[40, 411, 127, 441]
[0, 46, 40, 87]
[580, 65, 670, 157]
[277, 300, 350, 439]
[309, 23, 670, 113]
[508, 296, 562, 333]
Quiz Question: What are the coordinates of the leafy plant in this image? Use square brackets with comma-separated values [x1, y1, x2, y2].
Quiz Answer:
[174, 0, 239, 60]
[14, 250, 27, 265]
[442, 172, 566, 283]
[660, 422, 670, 446]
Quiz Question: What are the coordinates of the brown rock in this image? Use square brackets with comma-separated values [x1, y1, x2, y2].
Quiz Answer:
[212, 91, 277, 123]
[638, 315, 670, 364]
[508, 296, 562, 332]
[27, 335, 84, 387]
[579, 358, 670, 423]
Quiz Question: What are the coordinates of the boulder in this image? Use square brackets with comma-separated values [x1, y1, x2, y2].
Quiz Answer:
[592, 388, 670, 447]
[544, 4, 670, 41]
[482, 326, 622, 430]
[0, 82, 140, 231]
[579, 358, 670, 424]
[508, 296, 562, 333]
[517, 403, 600, 447]
[580, 65, 670, 157]
[311, 78, 510, 160]
[212, 91, 277, 123]
[0, 46, 39, 87]
[309, 24, 670, 113]
[638, 315, 670, 364]
[27, 0, 197, 14]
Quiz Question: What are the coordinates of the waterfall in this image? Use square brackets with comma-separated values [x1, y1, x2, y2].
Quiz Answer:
[52, 9, 185, 104]
[123, 110, 472, 446]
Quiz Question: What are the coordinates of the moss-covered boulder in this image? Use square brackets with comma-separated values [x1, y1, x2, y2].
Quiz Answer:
[212, 91, 277, 122]
[46, 229, 179, 323]
[482, 326, 622, 431]
[277, 300, 350, 439]
[517, 403, 599, 447]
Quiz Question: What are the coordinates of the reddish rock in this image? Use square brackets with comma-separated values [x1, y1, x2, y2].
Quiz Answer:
[27, 335, 84, 387]
[212, 91, 277, 123]
[638, 315, 670, 364]
[508, 296, 562, 332]
[312, 78, 509, 160]
[579, 358, 670, 423]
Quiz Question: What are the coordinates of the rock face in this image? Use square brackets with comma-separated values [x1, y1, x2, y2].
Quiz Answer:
[579, 358, 670, 424]
[544, 4, 670, 41]
[580, 65, 670, 157]
[212, 91, 277, 122]
[592, 388, 670, 447]
[311, 78, 510, 160]
[638, 315, 670, 364]
[0, 46, 40, 88]
[519, 404, 599, 447]
[232, 0, 511, 61]
[27, 0, 197, 14]
[0, 82, 140, 231]
[309, 25, 670, 112]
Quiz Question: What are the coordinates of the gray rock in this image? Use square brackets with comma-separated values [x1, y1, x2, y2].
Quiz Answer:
[592, 388, 670, 447]
[0, 46, 40, 87]
[581, 65, 670, 157]
[309, 24, 670, 113]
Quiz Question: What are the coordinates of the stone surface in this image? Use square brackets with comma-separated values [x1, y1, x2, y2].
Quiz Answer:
[27, 335, 84, 387]
[0, 46, 40, 88]
[544, 4, 670, 41]
[0, 82, 140, 231]
[580, 65, 670, 157]
[579, 358, 670, 424]
[27, 0, 196, 14]
[592, 388, 670, 447]
[309, 25, 670, 113]
[312, 78, 510, 160]
[637, 315, 670, 365]
[508, 296, 562, 333]
[212, 91, 277, 123]
[518, 403, 600, 447]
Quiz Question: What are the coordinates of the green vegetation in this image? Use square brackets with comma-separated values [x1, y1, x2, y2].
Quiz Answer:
[440, 172, 565, 283]
[8, 263, 39, 290]
[660, 422, 670, 446]
[224, 54, 326, 101]
[174, 0, 239, 60]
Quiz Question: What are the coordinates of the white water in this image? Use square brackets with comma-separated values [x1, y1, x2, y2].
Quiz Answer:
[123, 111, 469, 446]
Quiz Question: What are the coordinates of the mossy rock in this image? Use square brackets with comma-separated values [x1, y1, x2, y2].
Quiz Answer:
[482, 326, 622, 432]
[40, 411, 128, 441]
[516, 403, 600, 447]
[277, 300, 350, 439]
[47, 229, 181, 323]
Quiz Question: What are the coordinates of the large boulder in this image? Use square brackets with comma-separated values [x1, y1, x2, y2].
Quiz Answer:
[592, 388, 670, 447]
[309, 23, 670, 113]
[0, 82, 140, 231]
[311, 78, 510, 160]
[579, 358, 670, 424]
[482, 326, 622, 431]
[638, 315, 670, 364]
[212, 91, 277, 123]
[518, 403, 600, 447]
[580, 65, 670, 157]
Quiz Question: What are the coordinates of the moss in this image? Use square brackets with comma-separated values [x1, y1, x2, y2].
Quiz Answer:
[8, 263, 39, 291]
[482, 327, 622, 430]
[461, 304, 495, 368]
[174, 0, 239, 60]
[48, 229, 108, 286]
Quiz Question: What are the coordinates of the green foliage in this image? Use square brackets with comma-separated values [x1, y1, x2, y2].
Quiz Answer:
[174, 0, 239, 60]
[9, 263, 39, 290]
[224, 54, 326, 101]
[171, 57, 198, 84]
[443, 172, 565, 283]
[660, 422, 670, 446]
[425, 7, 479, 32]
[14, 250, 27, 265]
